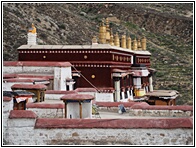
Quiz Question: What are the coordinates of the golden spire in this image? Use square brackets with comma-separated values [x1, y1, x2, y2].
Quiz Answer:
[141, 36, 147, 50]
[29, 23, 36, 34]
[114, 32, 120, 47]
[110, 35, 114, 46]
[121, 35, 126, 48]
[105, 18, 110, 43]
[137, 38, 142, 50]
[127, 36, 132, 50]
[99, 20, 106, 44]
[133, 38, 137, 50]
[92, 36, 98, 44]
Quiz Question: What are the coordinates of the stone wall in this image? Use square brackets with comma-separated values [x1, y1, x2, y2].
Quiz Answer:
[3, 99, 193, 145]
[5, 111, 193, 145]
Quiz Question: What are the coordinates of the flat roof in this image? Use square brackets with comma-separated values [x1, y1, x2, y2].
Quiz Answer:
[61, 94, 94, 101]
[3, 61, 71, 67]
[11, 84, 47, 90]
[146, 90, 179, 97]
[18, 44, 151, 56]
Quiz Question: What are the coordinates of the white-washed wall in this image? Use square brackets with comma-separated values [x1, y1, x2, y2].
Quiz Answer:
[6, 123, 193, 145]
[54, 67, 72, 90]
[129, 109, 192, 117]
[45, 94, 65, 100]
[95, 93, 113, 102]
[67, 102, 92, 119]
[3, 98, 13, 144]
[3, 66, 54, 74]
[26, 108, 64, 118]
[3, 82, 33, 91]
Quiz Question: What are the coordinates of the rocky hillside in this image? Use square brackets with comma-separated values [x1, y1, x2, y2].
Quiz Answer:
[3, 3, 193, 105]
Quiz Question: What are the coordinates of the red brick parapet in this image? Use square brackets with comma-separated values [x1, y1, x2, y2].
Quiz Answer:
[3, 96, 12, 102]
[26, 103, 64, 109]
[9, 110, 37, 119]
[35, 118, 193, 129]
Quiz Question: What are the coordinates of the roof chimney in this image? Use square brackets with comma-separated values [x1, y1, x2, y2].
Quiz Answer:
[27, 23, 37, 45]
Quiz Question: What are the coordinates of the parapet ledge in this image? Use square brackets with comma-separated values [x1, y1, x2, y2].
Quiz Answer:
[95, 101, 148, 107]
[75, 88, 97, 92]
[9, 110, 37, 119]
[3, 96, 12, 102]
[26, 103, 64, 109]
[35, 118, 193, 129]
[45, 90, 77, 94]
[131, 104, 193, 111]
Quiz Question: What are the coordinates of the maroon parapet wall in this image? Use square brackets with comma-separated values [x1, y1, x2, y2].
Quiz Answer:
[45, 90, 77, 94]
[9, 110, 37, 119]
[3, 96, 12, 102]
[26, 103, 64, 109]
[3, 61, 71, 67]
[35, 118, 193, 129]
[131, 103, 193, 111]
[95, 101, 148, 107]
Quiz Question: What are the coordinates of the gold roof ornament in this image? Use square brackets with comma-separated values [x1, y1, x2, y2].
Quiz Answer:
[121, 35, 126, 48]
[137, 38, 142, 50]
[110, 34, 114, 46]
[114, 32, 120, 47]
[99, 19, 106, 44]
[141, 36, 147, 50]
[92, 36, 98, 44]
[105, 18, 111, 43]
[29, 23, 36, 34]
[133, 38, 137, 50]
[127, 36, 132, 50]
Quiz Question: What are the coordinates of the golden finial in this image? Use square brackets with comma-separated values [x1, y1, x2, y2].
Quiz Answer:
[137, 38, 142, 50]
[99, 20, 106, 44]
[29, 23, 36, 34]
[133, 38, 137, 50]
[127, 36, 132, 50]
[141, 36, 147, 50]
[114, 32, 120, 47]
[121, 35, 126, 48]
[92, 36, 98, 44]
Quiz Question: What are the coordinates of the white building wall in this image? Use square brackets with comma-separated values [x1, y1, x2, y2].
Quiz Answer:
[54, 67, 72, 90]
[95, 93, 113, 102]
[5, 124, 193, 145]
[67, 102, 92, 119]
[3, 82, 32, 91]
